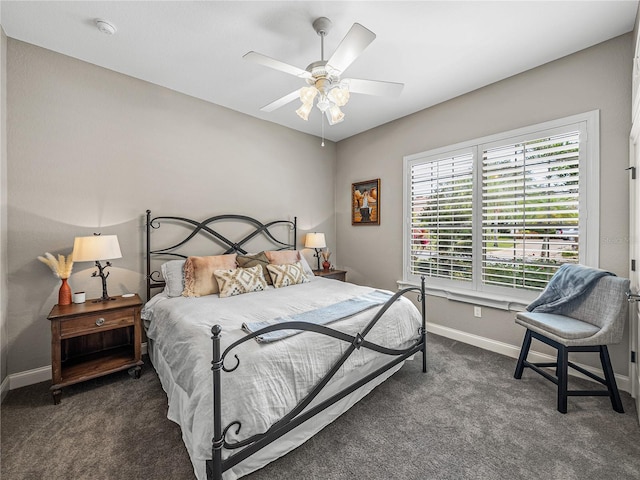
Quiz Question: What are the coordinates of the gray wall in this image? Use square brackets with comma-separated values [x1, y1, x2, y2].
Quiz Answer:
[336, 34, 633, 375]
[4, 32, 635, 381]
[6, 39, 336, 375]
[1, 27, 7, 388]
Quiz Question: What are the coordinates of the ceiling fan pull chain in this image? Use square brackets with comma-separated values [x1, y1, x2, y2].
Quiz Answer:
[321, 114, 325, 147]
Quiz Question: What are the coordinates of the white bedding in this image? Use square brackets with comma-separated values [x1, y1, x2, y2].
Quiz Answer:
[143, 277, 423, 479]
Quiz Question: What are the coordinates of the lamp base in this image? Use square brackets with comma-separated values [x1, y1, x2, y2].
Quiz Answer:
[92, 261, 116, 303]
[314, 248, 322, 271]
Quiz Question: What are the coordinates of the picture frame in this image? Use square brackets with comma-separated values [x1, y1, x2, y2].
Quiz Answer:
[352, 178, 380, 225]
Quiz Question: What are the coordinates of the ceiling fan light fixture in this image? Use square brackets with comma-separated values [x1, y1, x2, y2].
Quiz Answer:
[327, 104, 345, 125]
[296, 102, 313, 121]
[316, 95, 331, 113]
[328, 86, 350, 107]
[299, 86, 318, 105]
[245, 16, 402, 133]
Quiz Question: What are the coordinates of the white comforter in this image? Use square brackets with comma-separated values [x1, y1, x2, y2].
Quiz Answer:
[143, 277, 422, 479]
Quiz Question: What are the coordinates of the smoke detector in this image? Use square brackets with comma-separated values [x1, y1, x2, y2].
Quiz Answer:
[95, 19, 117, 35]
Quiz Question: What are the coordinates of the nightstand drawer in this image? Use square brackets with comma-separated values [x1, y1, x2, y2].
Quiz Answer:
[60, 309, 135, 338]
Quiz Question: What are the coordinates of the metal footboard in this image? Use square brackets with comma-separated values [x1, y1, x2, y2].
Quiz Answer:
[206, 277, 427, 480]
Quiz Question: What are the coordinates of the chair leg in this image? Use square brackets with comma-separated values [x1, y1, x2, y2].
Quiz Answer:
[599, 345, 624, 414]
[557, 345, 568, 414]
[514, 329, 532, 379]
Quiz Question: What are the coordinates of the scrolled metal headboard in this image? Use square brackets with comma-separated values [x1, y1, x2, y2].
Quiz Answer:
[145, 210, 297, 300]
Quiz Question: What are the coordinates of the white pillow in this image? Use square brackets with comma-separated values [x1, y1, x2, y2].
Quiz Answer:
[161, 259, 186, 297]
[297, 253, 315, 278]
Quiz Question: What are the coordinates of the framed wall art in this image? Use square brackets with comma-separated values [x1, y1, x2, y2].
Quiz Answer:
[352, 178, 380, 225]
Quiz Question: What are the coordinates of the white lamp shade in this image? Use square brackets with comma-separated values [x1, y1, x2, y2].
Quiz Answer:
[73, 235, 122, 262]
[305, 232, 326, 249]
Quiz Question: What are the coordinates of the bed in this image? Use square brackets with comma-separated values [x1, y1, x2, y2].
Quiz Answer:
[142, 211, 427, 480]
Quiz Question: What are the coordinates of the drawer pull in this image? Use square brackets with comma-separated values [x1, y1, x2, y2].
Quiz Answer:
[95, 318, 105, 327]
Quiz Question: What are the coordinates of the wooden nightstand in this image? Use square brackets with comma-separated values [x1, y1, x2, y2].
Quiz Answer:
[312, 269, 347, 282]
[47, 294, 143, 404]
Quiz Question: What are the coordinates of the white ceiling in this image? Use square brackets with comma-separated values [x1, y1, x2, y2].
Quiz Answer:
[1, 1, 638, 142]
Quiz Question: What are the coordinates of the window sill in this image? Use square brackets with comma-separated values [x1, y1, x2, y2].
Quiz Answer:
[397, 279, 531, 312]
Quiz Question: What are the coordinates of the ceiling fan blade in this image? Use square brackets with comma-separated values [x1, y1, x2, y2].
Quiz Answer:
[344, 78, 404, 97]
[326, 23, 376, 74]
[260, 89, 301, 112]
[244, 51, 312, 79]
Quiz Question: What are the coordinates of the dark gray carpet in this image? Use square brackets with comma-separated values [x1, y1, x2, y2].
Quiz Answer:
[2, 334, 639, 480]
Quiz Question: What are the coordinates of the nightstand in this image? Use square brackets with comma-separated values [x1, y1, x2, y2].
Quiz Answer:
[312, 269, 347, 282]
[47, 294, 143, 404]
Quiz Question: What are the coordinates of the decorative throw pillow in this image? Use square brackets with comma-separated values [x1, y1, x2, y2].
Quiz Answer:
[265, 250, 315, 278]
[182, 253, 238, 297]
[214, 265, 268, 298]
[265, 250, 300, 265]
[236, 252, 273, 285]
[161, 259, 186, 297]
[266, 262, 310, 288]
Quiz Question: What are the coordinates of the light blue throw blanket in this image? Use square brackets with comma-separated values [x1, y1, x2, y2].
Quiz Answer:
[243, 290, 393, 343]
[526, 263, 614, 313]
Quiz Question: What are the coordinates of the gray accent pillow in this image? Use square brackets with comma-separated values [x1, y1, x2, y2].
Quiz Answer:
[236, 252, 272, 285]
[161, 260, 186, 297]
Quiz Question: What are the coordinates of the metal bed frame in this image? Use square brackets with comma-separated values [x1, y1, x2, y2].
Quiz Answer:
[144, 210, 427, 480]
[145, 210, 297, 300]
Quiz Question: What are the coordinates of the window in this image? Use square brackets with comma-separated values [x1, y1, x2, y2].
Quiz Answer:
[403, 112, 599, 306]
[409, 149, 474, 283]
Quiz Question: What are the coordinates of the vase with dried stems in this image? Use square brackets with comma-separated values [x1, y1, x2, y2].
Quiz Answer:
[38, 252, 74, 305]
[321, 250, 332, 270]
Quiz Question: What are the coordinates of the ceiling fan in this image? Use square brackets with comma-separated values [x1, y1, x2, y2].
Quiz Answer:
[243, 17, 404, 126]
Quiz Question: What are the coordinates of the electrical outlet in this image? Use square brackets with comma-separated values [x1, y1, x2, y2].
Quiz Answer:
[473, 306, 482, 318]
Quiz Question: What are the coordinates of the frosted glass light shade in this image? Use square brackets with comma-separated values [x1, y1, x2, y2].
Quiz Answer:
[304, 232, 326, 249]
[316, 95, 331, 113]
[327, 105, 345, 125]
[296, 102, 313, 121]
[328, 86, 350, 107]
[299, 86, 318, 105]
[73, 235, 122, 262]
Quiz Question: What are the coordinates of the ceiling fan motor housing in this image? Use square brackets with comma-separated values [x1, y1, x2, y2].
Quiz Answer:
[305, 60, 340, 93]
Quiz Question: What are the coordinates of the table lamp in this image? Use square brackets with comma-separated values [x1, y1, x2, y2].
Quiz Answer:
[305, 232, 326, 271]
[72, 234, 122, 302]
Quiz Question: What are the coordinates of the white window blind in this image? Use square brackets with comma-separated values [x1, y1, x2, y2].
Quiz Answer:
[410, 151, 474, 282]
[481, 131, 580, 291]
[403, 111, 597, 304]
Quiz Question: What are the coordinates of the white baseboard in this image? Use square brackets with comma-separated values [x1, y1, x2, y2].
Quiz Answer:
[427, 322, 631, 394]
[3, 342, 149, 394]
[9, 365, 51, 390]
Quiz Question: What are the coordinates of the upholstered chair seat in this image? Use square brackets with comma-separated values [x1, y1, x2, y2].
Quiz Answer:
[516, 312, 600, 344]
